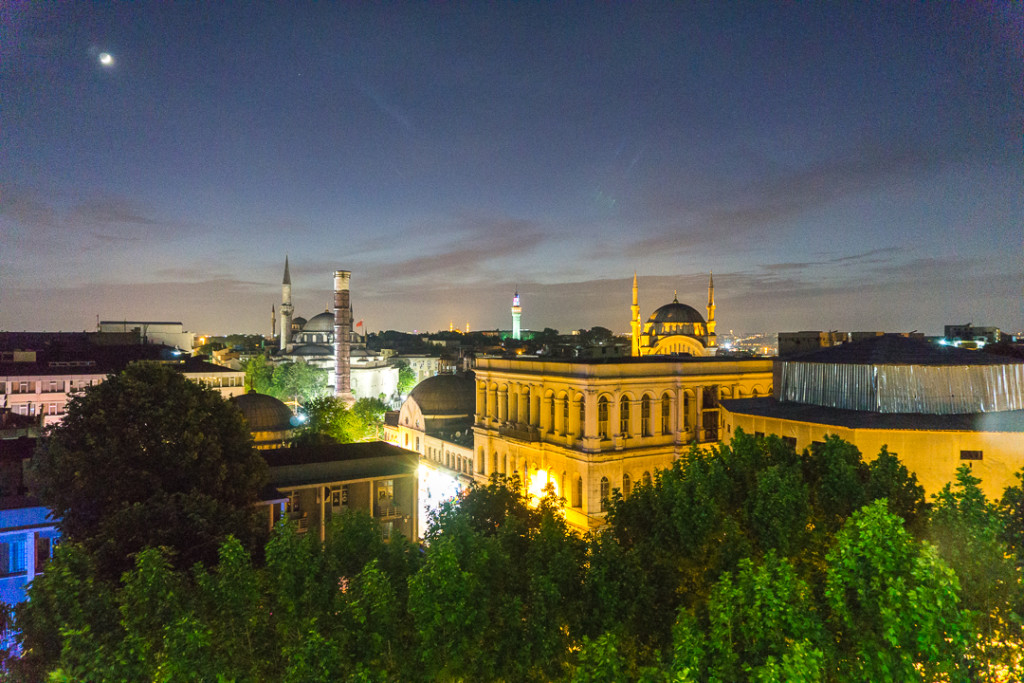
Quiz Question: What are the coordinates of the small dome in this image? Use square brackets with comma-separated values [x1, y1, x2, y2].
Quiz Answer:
[303, 311, 335, 332]
[292, 316, 307, 328]
[231, 390, 295, 432]
[409, 372, 475, 416]
[649, 301, 705, 325]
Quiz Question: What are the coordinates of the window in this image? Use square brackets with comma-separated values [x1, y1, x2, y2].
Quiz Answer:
[574, 477, 583, 508]
[683, 393, 691, 429]
[598, 397, 610, 440]
[641, 396, 651, 436]
[600, 477, 610, 512]
[0, 540, 25, 577]
[579, 398, 585, 436]
[782, 436, 797, 449]
[562, 396, 569, 434]
[642, 471, 652, 487]
[619, 396, 630, 435]
[661, 394, 671, 435]
[35, 536, 52, 568]
[754, 431, 764, 439]
[622, 473, 631, 499]
[522, 389, 530, 424]
[960, 450, 983, 461]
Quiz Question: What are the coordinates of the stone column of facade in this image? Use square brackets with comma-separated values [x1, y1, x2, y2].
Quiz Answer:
[581, 389, 599, 450]
[508, 383, 519, 424]
[333, 270, 355, 404]
[475, 381, 486, 423]
[517, 388, 528, 427]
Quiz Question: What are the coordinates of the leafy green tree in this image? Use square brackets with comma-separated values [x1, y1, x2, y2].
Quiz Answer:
[244, 354, 274, 393]
[30, 362, 268, 579]
[825, 499, 968, 682]
[295, 396, 360, 444]
[929, 465, 1024, 679]
[271, 361, 329, 404]
[352, 397, 389, 440]
[394, 360, 416, 395]
[1000, 466, 1024, 567]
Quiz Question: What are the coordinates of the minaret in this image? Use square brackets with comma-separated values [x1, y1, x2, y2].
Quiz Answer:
[271, 304, 276, 339]
[706, 272, 717, 348]
[511, 290, 522, 341]
[279, 257, 293, 352]
[333, 270, 355, 404]
[630, 272, 641, 357]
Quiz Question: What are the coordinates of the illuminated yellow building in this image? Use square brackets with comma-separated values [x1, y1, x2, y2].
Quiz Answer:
[473, 354, 772, 531]
[721, 335, 1024, 500]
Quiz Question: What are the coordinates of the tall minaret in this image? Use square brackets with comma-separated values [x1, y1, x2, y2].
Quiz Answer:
[271, 304, 276, 339]
[511, 290, 522, 340]
[630, 272, 641, 357]
[280, 257, 294, 352]
[706, 272, 717, 348]
[333, 269, 355, 404]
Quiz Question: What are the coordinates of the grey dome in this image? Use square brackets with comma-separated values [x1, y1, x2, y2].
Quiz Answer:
[303, 311, 335, 332]
[650, 301, 705, 325]
[409, 372, 476, 416]
[231, 390, 295, 431]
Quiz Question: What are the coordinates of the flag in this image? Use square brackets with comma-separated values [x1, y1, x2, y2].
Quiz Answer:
[356, 320, 363, 327]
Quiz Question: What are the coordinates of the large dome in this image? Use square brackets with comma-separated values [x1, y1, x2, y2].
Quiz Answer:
[303, 310, 335, 332]
[649, 300, 705, 325]
[231, 390, 295, 432]
[409, 372, 476, 416]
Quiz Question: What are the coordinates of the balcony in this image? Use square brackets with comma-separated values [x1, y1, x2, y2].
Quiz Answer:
[497, 424, 541, 443]
[374, 501, 402, 519]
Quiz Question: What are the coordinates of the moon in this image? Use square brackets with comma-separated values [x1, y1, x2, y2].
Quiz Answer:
[99, 52, 114, 67]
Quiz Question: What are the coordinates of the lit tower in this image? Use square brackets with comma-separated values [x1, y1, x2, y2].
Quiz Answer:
[333, 269, 355, 405]
[630, 272, 641, 357]
[511, 289, 522, 340]
[706, 272, 717, 348]
[279, 256, 293, 352]
[271, 304, 276, 339]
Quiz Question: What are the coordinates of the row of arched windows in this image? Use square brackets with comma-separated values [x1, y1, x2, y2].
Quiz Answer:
[598, 471, 653, 511]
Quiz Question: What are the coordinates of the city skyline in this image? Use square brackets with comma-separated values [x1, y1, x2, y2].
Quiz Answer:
[2, 3, 1022, 335]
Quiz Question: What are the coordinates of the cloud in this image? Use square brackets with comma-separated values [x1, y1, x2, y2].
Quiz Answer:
[627, 145, 949, 256]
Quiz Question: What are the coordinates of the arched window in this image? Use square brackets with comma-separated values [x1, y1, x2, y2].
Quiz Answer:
[523, 389, 531, 424]
[622, 473, 631, 499]
[661, 393, 671, 435]
[683, 392, 691, 429]
[549, 395, 556, 433]
[578, 397, 585, 436]
[598, 397, 610, 440]
[574, 476, 583, 508]
[643, 471, 652, 487]
[600, 477, 610, 511]
[619, 396, 630, 435]
[562, 395, 569, 435]
[491, 452, 498, 475]
[640, 395, 651, 436]
[561, 471, 567, 501]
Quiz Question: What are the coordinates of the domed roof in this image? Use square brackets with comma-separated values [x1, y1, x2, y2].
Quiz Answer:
[303, 310, 335, 332]
[289, 344, 332, 356]
[292, 316, 307, 327]
[409, 372, 476, 416]
[230, 390, 295, 432]
[649, 299, 705, 325]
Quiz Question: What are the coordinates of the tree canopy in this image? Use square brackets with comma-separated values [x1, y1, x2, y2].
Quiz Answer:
[29, 362, 268, 579]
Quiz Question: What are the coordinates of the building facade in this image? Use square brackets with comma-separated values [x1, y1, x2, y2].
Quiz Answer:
[722, 335, 1024, 499]
[473, 356, 772, 530]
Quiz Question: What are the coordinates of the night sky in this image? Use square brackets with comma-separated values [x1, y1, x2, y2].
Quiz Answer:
[2, 3, 1021, 336]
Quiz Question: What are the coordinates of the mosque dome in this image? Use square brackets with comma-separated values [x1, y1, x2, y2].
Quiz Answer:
[409, 372, 476, 416]
[649, 299, 706, 325]
[292, 316, 307, 328]
[303, 310, 335, 332]
[289, 344, 332, 357]
[230, 390, 295, 432]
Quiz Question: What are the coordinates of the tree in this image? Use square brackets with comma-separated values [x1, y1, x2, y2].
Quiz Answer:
[245, 354, 274, 393]
[271, 361, 329, 404]
[29, 362, 268, 579]
[394, 360, 416, 396]
[351, 397, 389, 440]
[929, 466, 1024, 678]
[825, 500, 968, 682]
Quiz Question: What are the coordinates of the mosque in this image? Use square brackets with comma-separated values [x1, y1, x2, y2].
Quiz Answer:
[631, 272, 717, 357]
[271, 258, 399, 404]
